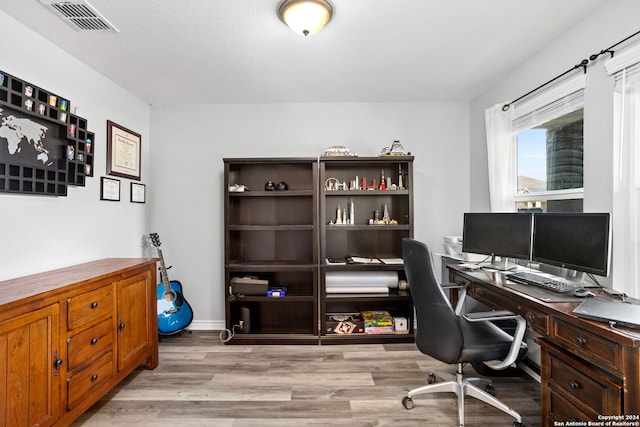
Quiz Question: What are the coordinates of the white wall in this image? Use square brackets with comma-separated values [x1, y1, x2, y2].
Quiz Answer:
[0, 11, 152, 281]
[150, 102, 469, 327]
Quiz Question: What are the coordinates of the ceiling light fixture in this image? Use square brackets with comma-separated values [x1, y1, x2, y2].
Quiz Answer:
[278, 0, 333, 36]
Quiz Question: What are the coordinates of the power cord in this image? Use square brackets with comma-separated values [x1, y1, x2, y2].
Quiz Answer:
[219, 321, 244, 343]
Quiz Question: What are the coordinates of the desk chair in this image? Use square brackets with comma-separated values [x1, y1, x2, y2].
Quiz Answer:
[401, 238, 527, 427]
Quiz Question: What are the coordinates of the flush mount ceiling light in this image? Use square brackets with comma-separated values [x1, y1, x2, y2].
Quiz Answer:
[278, 0, 333, 36]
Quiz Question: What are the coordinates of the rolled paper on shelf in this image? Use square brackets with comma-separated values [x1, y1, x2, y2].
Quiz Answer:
[326, 271, 399, 289]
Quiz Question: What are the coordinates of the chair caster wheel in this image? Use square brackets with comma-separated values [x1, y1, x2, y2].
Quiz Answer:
[513, 422, 525, 427]
[427, 373, 436, 384]
[485, 384, 496, 396]
[402, 396, 414, 410]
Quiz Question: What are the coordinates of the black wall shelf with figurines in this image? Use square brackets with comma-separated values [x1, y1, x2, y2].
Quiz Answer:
[0, 69, 95, 195]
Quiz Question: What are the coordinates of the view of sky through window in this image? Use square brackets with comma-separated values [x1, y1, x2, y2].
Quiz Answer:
[517, 129, 547, 183]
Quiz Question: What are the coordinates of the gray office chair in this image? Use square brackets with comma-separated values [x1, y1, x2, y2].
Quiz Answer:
[401, 238, 527, 427]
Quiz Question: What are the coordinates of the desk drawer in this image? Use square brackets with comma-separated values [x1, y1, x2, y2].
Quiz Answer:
[67, 351, 114, 410]
[551, 320, 621, 372]
[548, 348, 621, 415]
[67, 284, 114, 330]
[548, 389, 593, 424]
[67, 317, 113, 372]
[523, 307, 549, 335]
[470, 284, 518, 313]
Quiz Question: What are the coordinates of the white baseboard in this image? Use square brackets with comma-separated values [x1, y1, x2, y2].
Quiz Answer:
[186, 320, 225, 331]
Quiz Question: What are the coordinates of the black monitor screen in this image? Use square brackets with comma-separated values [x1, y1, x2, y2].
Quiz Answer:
[532, 213, 611, 276]
[462, 213, 532, 260]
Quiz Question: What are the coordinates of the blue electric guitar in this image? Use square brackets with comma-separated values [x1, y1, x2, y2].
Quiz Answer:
[150, 233, 193, 335]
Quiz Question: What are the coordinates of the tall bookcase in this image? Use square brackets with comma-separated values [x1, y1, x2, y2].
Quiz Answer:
[319, 156, 414, 344]
[223, 156, 414, 344]
[223, 158, 319, 344]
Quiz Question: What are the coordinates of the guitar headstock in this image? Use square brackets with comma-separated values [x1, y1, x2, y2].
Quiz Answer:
[149, 233, 161, 248]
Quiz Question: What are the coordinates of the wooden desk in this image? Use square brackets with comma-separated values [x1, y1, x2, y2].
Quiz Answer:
[447, 265, 640, 426]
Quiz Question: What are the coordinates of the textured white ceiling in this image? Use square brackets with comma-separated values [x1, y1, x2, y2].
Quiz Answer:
[0, 0, 608, 105]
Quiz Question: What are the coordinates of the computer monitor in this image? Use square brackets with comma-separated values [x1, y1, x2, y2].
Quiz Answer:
[532, 213, 611, 277]
[462, 213, 533, 270]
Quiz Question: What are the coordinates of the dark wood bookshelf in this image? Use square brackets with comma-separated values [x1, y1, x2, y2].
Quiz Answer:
[223, 156, 414, 345]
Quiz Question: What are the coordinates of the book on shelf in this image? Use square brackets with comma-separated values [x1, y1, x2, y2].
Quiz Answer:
[379, 258, 404, 265]
[326, 257, 347, 265]
[347, 256, 382, 264]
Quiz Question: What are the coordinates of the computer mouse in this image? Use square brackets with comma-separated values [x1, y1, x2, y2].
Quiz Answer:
[572, 288, 595, 298]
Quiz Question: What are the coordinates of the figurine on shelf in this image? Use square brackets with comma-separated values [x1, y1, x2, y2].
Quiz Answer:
[379, 140, 410, 156]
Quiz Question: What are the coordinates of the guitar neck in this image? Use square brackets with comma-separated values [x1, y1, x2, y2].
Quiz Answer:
[156, 248, 171, 291]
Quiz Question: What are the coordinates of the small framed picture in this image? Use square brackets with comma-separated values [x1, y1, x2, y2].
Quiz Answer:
[131, 182, 146, 203]
[100, 176, 120, 201]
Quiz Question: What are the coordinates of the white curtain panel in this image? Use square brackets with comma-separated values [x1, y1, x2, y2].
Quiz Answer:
[606, 45, 640, 298]
[485, 105, 516, 212]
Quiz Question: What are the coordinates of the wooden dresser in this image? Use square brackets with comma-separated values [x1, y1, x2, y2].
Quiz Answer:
[448, 265, 640, 426]
[0, 258, 159, 427]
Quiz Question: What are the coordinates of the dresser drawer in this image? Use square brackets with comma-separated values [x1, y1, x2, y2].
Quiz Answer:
[67, 351, 114, 410]
[67, 284, 114, 330]
[67, 317, 113, 372]
[548, 349, 621, 415]
[551, 319, 621, 372]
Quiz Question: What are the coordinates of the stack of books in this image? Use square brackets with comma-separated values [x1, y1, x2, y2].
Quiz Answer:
[361, 310, 394, 334]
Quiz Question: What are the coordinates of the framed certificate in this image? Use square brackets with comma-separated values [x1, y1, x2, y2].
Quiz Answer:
[100, 176, 120, 201]
[131, 182, 146, 203]
[107, 120, 141, 180]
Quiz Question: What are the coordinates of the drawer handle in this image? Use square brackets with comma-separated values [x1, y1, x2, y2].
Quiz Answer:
[91, 302, 99, 309]
[525, 314, 534, 322]
[568, 381, 580, 390]
[91, 338, 98, 345]
[574, 337, 587, 346]
[91, 374, 99, 381]
[478, 290, 486, 296]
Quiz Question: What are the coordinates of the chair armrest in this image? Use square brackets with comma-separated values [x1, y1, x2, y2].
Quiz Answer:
[463, 310, 527, 371]
[442, 282, 467, 315]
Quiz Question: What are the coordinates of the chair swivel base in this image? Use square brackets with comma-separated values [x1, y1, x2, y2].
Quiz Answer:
[401, 363, 524, 427]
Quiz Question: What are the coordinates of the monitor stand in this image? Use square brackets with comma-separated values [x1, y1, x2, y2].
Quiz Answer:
[486, 255, 517, 271]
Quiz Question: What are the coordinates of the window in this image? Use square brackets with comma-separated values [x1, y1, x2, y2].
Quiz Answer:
[515, 107, 584, 212]
[486, 74, 586, 213]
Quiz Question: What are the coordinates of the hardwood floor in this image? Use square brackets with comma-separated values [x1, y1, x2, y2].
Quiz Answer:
[72, 331, 541, 427]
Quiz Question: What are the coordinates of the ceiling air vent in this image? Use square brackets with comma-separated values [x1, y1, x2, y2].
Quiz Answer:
[39, 0, 119, 32]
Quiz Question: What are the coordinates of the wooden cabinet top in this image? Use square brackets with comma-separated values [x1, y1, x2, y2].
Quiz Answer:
[0, 258, 157, 308]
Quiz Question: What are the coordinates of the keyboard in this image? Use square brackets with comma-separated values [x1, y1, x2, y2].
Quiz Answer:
[506, 271, 580, 293]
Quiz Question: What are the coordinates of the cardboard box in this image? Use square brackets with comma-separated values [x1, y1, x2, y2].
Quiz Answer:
[325, 312, 365, 334]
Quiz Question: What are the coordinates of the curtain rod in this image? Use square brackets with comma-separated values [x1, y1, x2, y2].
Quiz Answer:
[501, 60, 587, 112]
[589, 28, 640, 61]
[501, 28, 640, 112]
